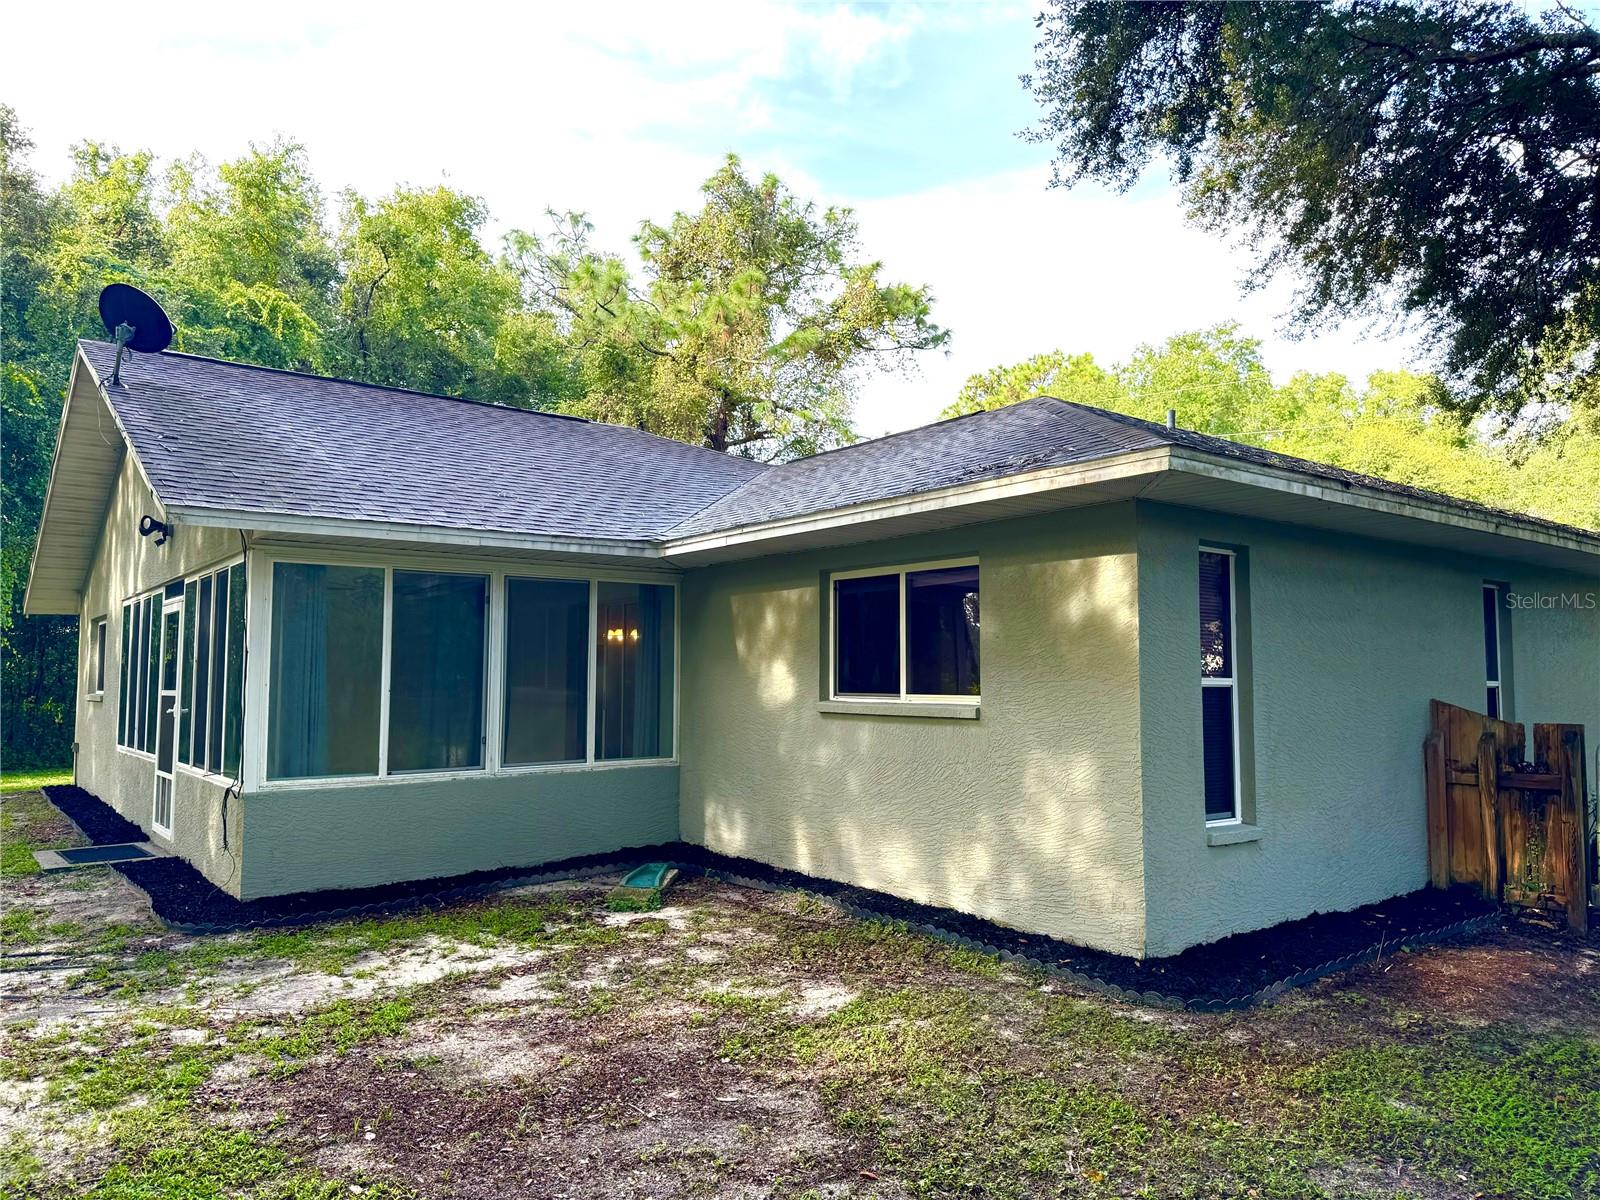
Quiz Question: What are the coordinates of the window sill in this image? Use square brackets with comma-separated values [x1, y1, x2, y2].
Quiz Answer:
[86, 692, 104, 704]
[818, 700, 980, 720]
[1206, 823, 1262, 847]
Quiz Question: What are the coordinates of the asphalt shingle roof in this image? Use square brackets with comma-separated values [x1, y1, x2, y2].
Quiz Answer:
[664, 399, 1169, 537]
[82, 342, 1590, 548]
[83, 341, 766, 542]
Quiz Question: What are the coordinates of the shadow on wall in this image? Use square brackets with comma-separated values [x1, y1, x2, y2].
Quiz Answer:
[695, 528, 1145, 956]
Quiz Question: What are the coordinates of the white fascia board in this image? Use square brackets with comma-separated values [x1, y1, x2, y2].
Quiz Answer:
[660, 447, 1173, 560]
[1165, 448, 1600, 562]
[165, 504, 666, 560]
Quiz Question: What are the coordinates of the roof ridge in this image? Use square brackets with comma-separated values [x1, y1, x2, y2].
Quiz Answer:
[79, 338, 594, 423]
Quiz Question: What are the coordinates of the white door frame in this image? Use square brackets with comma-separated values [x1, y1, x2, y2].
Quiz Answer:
[151, 593, 183, 839]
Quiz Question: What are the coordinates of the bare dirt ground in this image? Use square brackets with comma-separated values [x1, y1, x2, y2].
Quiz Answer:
[1, 788, 1596, 1200]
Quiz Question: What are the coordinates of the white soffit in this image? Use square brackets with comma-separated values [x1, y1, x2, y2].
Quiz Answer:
[22, 360, 130, 616]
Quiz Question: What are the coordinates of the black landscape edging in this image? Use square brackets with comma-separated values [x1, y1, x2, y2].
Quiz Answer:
[41, 784, 1499, 1008]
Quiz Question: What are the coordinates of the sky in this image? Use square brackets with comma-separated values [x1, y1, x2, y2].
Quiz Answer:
[7, 0, 1422, 435]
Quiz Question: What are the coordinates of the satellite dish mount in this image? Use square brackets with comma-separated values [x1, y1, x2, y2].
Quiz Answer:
[97, 284, 174, 385]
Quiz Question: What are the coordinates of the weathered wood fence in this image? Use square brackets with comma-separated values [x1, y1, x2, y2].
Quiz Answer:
[1423, 699, 1592, 934]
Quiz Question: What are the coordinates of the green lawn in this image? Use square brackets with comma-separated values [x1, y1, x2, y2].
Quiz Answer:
[0, 766, 71, 793]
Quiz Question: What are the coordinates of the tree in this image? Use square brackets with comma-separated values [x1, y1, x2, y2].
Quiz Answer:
[519, 156, 949, 458]
[164, 141, 337, 370]
[1025, 1, 1600, 422]
[334, 186, 526, 403]
[944, 349, 1119, 416]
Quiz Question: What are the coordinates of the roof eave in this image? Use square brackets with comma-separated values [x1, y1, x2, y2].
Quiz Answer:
[166, 504, 666, 561]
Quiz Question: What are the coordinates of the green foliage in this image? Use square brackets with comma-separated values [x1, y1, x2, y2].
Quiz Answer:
[518, 155, 948, 457]
[1026, 0, 1600, 422]
[605, 887, 664, 912]
[945, 324, 1600, 530]
[1291, 1034, 1600, 1200]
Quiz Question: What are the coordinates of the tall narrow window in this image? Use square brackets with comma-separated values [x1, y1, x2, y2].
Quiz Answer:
[269, 563, 384, 779]
[1483, 583, 1505, 719]
[503, 577, 589, 766]
[91, 618, 107, 694]
[595, 581, 674, 761]
[388, 571, 487, 773]
[1199, 549, 1240, 824]
[118, 605, 131, 744]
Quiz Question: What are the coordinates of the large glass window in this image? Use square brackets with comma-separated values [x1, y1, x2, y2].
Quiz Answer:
[180, 563, 247, 776]
[1199, 549, 1240, 823]
[595, 581, 675, 761]
[388, 571, 488, 772]
[504, 577, 589, 766]
[832, 562, 980, 701]
[268, 563, 384, 779]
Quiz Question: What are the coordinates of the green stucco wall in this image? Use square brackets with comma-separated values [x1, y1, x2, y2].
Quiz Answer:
[238, 764, 679, 899]
[679, 504, 1149, 957]
[1135, 502, 1600, 957]
[76, 453, 244, 892]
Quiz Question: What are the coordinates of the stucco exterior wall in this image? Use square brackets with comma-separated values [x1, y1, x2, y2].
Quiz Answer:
[75, 453, 243, 890]
[678, 504, 1148, 957]
[1135, 501, 1600, 957]
[238, 764, 679, 899]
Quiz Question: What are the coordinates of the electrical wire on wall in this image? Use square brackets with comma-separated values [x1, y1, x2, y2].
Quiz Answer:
[214, 529, 251, 896]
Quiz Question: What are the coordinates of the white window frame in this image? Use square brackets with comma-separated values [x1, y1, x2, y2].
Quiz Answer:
[829, 556, 981, 705]
[89, 616, 107, 698]
[174, 554, 247, 784]
[247, 547, 680, 792]
[1483, 581, 1504, 720]
[1200, 546, 1242, 827]
[116, 588, 160, 762]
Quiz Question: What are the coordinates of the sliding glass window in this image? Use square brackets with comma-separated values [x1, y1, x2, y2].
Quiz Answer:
[503, 577, 589, 766]
[595, 581, 675, 761]
[388, 571, 488, 773]
[268, 563, 384, 779]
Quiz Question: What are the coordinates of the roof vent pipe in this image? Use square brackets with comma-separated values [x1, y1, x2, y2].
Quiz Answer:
[1165, 408, 1177, 430]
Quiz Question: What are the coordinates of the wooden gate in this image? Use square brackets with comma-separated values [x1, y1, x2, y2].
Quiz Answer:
[1423, 699, 1592, 934]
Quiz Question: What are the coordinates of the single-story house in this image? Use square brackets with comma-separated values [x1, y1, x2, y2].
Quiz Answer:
[24, 339, 1600, 957]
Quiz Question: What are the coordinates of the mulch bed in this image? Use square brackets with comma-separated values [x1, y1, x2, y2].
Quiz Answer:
[41, 784, 1498, 1007]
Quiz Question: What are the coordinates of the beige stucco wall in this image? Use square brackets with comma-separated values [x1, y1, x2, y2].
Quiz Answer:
[678, 504, 1149, 957]
[75, 452, 244, 892]
[1135, 502, 1600, 957]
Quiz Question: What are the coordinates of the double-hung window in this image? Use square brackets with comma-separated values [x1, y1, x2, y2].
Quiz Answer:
[1199, 548, 1241, 824]
[179, 562, 248, 777]
[831, 560, 980, 701]
[117, 593, 160, 753]
[1482, 583, 1506, 719]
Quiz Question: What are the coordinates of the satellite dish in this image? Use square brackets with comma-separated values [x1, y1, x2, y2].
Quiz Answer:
[98, 283, 173, 385]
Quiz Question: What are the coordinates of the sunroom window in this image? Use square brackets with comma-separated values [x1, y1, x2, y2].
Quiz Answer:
[831, 561, 980, 701]
[595, 581, 675, 760]
[387, 571, 487, 773]
[179, 562, 246, 776]
[268, 564, 384, 780]
[503, 577, 589, 766]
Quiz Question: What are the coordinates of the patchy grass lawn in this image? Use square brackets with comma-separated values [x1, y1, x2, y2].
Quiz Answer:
[0, 769, 72, 796]
[1, 791, 1597, 1199]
